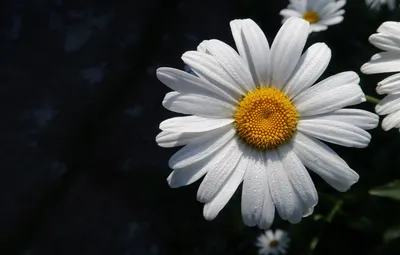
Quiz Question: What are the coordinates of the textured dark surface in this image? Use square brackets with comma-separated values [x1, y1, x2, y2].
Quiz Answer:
[1, 0, 400, 254]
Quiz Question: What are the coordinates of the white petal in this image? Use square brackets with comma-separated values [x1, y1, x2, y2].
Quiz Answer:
[267, 150, 298, 221]
[197, 139, 243, 203]
[313, 0, 331, 12]
[294, 72, 364, 116]
[369, 33, 400, 53]
[376, 73, 400, 95]
[266, 230, 274, 240]
[297, 119, 371, 148]
[330, 9, 346, 17]
[205, 39, 255, 92]
[168, 125, 235, 169]
[156, 130, 203, 148]
[160, 116, 233, 132]
[319, 0, 346, 16]
[286, 192, 303, 224]
[203, 148, 249, 220]
[300, 109, 379, 130]
[292, 132, 359, 192]
[376, 94, 400, 115]
[197, 40, 208, 53]
[279, 9, 302, 18]
[167, 158, 209, 188]
[381, 110, 400, 131]
[259, 175, 275, 229]
[284, 43, 331, 98]
[297, 71, 360, 94]
[270, 17, 310, 89]
[289, 0, 307, 12]
[361, 52, 400, 74]
[274, 229, 285, 240]
[303, 206, 314, 217]
[156, 67, 237, 104]
[277, 143, 318, 208]
[230, 20, 247, 64]
[309, 23, 328, 33]
[377, 21, 400, 35]
[241, 150, 267, 227]
[162, 92, 235, 117]
[295, 84, 365, 116]
[230, 19, 271, 86]
[182, 51, 245, 97]
[318, 16, 343, 26]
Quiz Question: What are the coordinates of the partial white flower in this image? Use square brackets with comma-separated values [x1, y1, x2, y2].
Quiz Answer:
[361, 21, 400, 131]
[156, 17, 378, 229]
[256, 229, 290, 255]
[280, 0, 346, 33]
[365, 0, 396, 10]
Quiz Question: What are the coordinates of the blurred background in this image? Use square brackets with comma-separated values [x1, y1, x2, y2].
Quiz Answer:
[1, 0, 400, 254]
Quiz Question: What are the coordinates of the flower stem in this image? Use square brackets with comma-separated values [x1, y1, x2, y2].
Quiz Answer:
[326, 200, 343, 223]
[366, 95, 380, 104]
[309, 200, 343, 253]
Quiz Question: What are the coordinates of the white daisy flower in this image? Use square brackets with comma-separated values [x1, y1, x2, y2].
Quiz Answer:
[256, 229, 290, 255]
[280, 0, 346, 33]
[361, 21, 400, 131]
[156, 17, 378, 229]
[365, 0, 396, 10]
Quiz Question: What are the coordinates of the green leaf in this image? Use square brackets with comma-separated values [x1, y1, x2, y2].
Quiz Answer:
[384, 225, 400, 243]
[369, 180, 400, 201]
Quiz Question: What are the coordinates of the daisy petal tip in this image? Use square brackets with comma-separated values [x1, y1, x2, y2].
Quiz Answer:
[287, 209, 303, 224]
[337, 180, 358, 192]
[371, 116, 380, 128]
[167, 157, 177, 169]
[203, 214, 215, 222]
[286, 16, 308, 25]
[197, 40, 209, 52]
[155, 135, 163, 145]
[381, 116, 400, 131]
[339, 173, 360, 192]
[241, 212, 258, 227]
[167, 174, 186, 189]
[155, 67, 164, 74]
[156, 68, 169, 80]
[288, 217, 302, 224]
[230, 18, 246, 25]
[350, 71, 360, 80]
[382, 124, 391, 132]
[360, 63, 370, 74]
[303, 206, 314, 217]
[258, 215, 274, 230]
[290, 16, 310, 30]
[375, 105, 383, 114]
[203, 205, 218, 221]
[243, 219, 257, 228]
[196, 192, 208, 204]
[361, 95, 367, 102]
[181, 50, 198, 62]
[166, 175, 178, 188]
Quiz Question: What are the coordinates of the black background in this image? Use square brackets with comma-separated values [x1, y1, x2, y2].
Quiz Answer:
[1, 0, 400, 254]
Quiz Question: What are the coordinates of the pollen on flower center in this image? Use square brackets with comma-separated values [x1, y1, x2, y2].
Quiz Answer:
[269, 240, 279, 248]
[303, 10, 320, 24]
[234, 87, 298, 150]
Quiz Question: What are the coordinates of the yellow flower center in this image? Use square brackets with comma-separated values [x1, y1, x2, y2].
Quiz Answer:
[269, 240, 279, 248]
[303, 10, 320, 24]
[234, 87, 298, 150]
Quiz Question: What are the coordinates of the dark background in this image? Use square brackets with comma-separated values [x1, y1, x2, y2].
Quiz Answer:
[1, 0, 400, 254]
